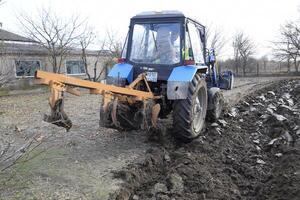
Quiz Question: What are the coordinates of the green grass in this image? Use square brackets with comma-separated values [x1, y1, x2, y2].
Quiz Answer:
[0, 87, 9, 96]
[0, 85, 48, 97]
[0, 147, 114, 199]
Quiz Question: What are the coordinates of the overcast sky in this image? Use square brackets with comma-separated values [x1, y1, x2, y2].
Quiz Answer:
[0, 0, 299, 59]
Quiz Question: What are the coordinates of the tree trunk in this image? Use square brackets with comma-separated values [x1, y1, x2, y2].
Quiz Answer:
[235, 59, 239, 75]
[81, 48, 91, 80]
[279, 62, 281, 72]
[52, 55, 57, 73]
[287, 56, 291, 73]
[242, 58, 246, 77]
[58, 56, 63, 74]
[293, 58, 299, 73]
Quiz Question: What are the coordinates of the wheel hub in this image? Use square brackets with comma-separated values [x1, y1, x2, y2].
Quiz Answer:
[192, 94, 205, 133]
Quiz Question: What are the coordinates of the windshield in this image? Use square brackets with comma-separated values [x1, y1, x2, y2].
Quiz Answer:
[129, 22, 181, 65]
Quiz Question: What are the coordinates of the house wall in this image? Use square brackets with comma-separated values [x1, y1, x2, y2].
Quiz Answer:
[0, 54, 109, 89]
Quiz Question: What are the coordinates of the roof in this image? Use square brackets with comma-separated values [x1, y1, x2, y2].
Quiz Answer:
[0, 42, 109, 57]
[132, 10, 185, 19]
[0, 29, 34, 43]
[132, 10, 205, 29]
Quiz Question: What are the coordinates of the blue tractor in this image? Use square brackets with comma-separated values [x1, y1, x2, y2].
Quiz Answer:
[35, 11, 234, 142]
[104, 11, 234, 141]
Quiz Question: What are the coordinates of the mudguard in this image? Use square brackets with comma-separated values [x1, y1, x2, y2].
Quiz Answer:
[107, 63, 133, 86]
[167, 65, 207, 100]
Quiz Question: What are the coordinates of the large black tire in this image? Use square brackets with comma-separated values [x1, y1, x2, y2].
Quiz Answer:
[173, 74, 208, 142]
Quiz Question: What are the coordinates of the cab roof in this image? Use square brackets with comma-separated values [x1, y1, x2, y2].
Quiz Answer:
[131, 10, 204, 28]
[132, 10, 185, 19]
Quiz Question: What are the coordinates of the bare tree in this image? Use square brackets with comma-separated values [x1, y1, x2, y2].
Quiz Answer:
[273, 21, 300, 73]
[79, 28, 123, 82]
[205, 26, 227, 57]
[0, 132, 51, 172]
[80, 29, 123, 81]
[232, 32, 255, 76]
[102, 29, 123, 75]
[104, 28, 123, 58]
[78, 26, 96, 80]
[96, 29, 123, 80]
[18, 8, 85, 73]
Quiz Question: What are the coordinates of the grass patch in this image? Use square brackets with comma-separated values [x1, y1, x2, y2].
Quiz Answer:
[0, 148, 65, 184]
[0, 87, 9, 96]
[0, 147, 113, 199]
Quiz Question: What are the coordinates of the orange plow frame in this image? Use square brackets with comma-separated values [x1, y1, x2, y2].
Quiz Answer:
[35, 70, 161, 130]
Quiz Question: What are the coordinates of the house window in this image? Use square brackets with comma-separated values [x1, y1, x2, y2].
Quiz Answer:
[15, 60, 40, 77]
[66, 60, 86, 75]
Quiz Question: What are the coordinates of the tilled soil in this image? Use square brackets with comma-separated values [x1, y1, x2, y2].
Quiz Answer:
[0, 77, 298, 199]
[111, 79, 300, 200]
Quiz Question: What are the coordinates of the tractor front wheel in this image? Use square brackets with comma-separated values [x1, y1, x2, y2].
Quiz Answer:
[173, 74, 208, 142]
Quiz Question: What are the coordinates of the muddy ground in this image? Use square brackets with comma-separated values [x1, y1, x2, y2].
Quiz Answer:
[0, 76, 298, 199]
[112, 79, 300, 200]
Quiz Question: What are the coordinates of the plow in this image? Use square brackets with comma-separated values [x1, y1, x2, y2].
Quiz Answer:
[35, 71, 161, 132]
[35, 11, 234, 142]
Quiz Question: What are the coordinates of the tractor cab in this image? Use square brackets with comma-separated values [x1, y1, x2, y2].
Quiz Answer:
[108, 11, 208, 85]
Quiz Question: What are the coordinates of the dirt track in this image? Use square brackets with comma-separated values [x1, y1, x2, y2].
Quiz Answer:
[0, 76, 298, 199]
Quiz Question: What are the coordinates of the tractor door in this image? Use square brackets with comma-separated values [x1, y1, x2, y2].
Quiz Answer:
[185, 21, 206, 66]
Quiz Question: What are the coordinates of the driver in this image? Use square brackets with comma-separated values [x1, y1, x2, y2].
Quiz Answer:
[156, 26, 179, 64]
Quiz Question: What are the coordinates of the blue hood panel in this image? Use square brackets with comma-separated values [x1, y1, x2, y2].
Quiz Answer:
[107, 63, 133, 83]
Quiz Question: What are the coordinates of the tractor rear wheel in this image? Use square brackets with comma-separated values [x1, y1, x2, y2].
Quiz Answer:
[173, 74, 208, 142]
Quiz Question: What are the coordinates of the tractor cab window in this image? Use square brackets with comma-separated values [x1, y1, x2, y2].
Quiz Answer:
[121, 31, 129, 58]
[187, 22, 205, 64]
[129, 22, 181, 65]
[184, 29, 193, 61]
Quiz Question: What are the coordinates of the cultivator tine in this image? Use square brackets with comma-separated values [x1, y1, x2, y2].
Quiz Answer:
[43, 99, 72, 131]
[43, 81, 72, 131]
[111, 98, 121, 128]
[151, 104, 161, 128]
